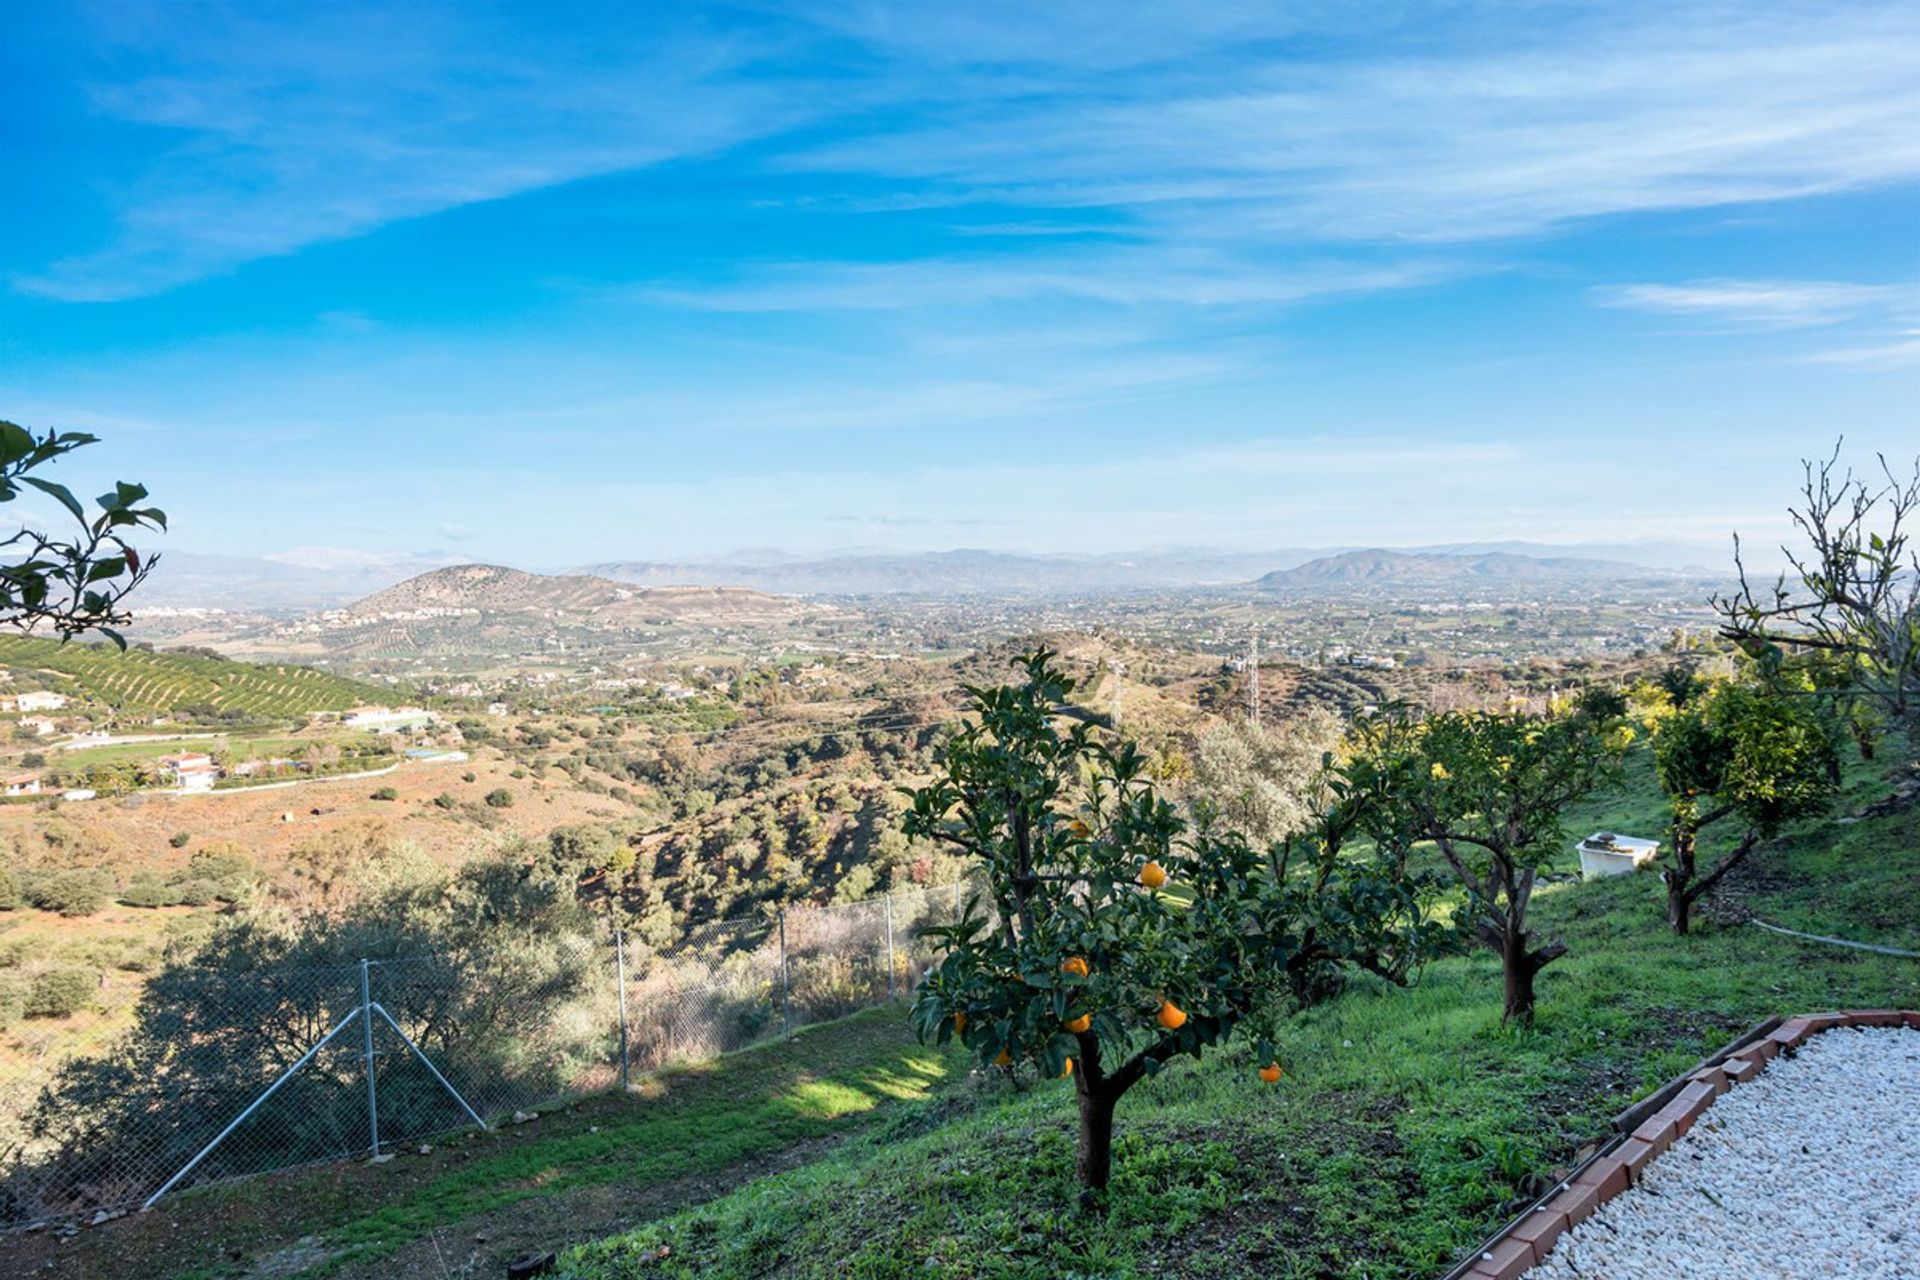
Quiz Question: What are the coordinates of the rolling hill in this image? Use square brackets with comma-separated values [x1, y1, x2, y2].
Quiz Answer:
[267, 564, 823, 660]
[0, 635, 391, 719]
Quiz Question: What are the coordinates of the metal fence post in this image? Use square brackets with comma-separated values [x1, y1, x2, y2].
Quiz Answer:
[614, 926, 631, 1090]
[778, 909, 791, 1037]
[883, 893, 896, 1001]
[359, 958, 380, 1158]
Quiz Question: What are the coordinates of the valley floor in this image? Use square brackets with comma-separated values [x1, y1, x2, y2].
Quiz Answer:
[9, 762, 1919, 1280]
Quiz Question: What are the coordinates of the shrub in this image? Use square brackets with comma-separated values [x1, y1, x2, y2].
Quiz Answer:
[172, 879, 224, 908]
[189, 846, 253, 895]
[168, 831, 192, 848]
[26, 967, 98, 1018]
[0, 866, 18, 911]
[484, 788, 514, 809]
[0, 971, 28, 1027]
[461, 772, 477, 783]
[119, 882, 181, 909]
[370, 786, 399, 801]
[432, 792, 457, 810]
[31, 870, 111, 918]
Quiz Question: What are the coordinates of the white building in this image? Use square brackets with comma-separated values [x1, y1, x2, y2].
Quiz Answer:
[15, 691, 68, 712]
[342, 705, 437, 732]
[4, 774, 41, 796]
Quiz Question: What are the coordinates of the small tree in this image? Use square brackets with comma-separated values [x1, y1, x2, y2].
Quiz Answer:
[1649, 680, 1839, 934]
[1716, 443, 1920, 746]
[1345, 698, 1622, 1024]
[906, 650, 1419, 1197]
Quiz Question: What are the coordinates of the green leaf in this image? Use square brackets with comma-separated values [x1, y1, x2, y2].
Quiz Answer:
[22, 477, 85, 523]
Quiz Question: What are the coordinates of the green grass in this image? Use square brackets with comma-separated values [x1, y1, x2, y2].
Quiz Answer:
[0, 636, 390, 720]
[558, 755, 1920, 1280]
[149, 1005, 969, 1278]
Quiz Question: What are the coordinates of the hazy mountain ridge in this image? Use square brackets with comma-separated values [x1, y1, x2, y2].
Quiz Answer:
[344, 564, 805, 621]
[127, 539, 1736, 615]
[1254, 548, 1703, 593]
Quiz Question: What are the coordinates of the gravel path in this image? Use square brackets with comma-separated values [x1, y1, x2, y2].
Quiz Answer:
[1533, 1026, 1919, 1280]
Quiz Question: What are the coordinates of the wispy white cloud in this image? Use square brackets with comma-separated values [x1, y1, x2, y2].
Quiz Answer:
[20, 1, 1920, 303]
[15, 2, 815, 300]
[1802, 330, 1920, 369]
[791, 5, 1920, 244]
[1592, 279, 1911, 329]
[635, 248, 1462, 313]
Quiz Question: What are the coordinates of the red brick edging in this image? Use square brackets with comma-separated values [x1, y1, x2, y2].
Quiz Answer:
[1441, 1009, 1920, 1280]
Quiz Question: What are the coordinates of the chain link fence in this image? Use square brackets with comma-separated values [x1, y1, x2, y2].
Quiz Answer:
[0, 878, 982, 1229]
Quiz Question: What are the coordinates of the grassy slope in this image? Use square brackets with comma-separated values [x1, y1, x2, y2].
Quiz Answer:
[11, 1006, 968, 1279]
[559, 753, 1920, 1280]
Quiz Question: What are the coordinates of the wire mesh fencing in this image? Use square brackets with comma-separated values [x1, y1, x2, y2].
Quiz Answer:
[0, 877, 983, 1229]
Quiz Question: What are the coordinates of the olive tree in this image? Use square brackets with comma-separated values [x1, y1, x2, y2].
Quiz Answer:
[1191, 708, 1345, 847]
[1716, 442, 1920, 746]
[1344, 698, 1623, 1024]
[1649, 680, 1839, 934]
[0, 421, 165, 644]
[905, 650, 1426, 1197]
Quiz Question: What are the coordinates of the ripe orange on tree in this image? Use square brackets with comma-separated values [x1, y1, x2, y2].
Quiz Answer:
[1060, 956, 1090, 978]
[1156, 1000, 1187, 1030]
[1138, 860, 1167, 889]
[1064, 1012, 1091, 1035]
[954, 1011, 968, 1034]
[1258, 1063, 1283, 1084]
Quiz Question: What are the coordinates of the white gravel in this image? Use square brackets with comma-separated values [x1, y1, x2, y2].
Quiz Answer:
[1531, 1026, 1920, 1280]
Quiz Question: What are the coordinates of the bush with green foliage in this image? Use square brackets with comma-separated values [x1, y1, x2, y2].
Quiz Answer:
[171, 879, 223, 908]
[168, 831, 192, 848]
[29, 870, 112, 918]
[370, 785, 399, 801]
[0, 971, 27, 1028]
[119, 881, 180, 909]
[25, 967, 97, 1018]
[0, 866, 18, 911]
[485, 788, 514, 808]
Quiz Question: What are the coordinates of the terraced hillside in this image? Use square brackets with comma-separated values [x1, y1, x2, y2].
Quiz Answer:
[0, 636, 391, 719]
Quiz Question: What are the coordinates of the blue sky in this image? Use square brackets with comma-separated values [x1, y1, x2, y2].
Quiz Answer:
[2, 0, 1916, 571]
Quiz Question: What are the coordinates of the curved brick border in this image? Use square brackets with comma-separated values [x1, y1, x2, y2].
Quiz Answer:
[1441, 1009, 1920, 1280]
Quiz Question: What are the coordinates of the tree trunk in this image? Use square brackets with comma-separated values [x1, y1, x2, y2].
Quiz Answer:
[1500, 941, 1538, 1025]
[1076, 1086, 1117, 1191]
[1664, 822, 1698, 937]
[1667, 881, 1692, 935]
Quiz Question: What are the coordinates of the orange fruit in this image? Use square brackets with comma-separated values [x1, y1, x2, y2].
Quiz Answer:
[954, 1011, 968, 1034]
[1067, 819, 1090, 838]
[1061, 956, 1090, 978]
[1064, 1013, 1091, 1035]
[1156, 1000, 1187, 1031]
[1138, 860, 1168, 890]
[1061, 1058, 1075, 1078]
[994, 1049, 1012, 1067]
[1258, 1063, 1283, 1084]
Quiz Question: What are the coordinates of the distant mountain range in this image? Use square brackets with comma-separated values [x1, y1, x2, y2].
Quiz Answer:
[129, 539, 1736, 614]
[1252, 548, 1702, 592]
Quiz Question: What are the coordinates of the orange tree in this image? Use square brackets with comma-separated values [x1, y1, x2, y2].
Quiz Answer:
[1342, 696, 1624, 1025]
[904, 649, 1435, 1195]
[1649, 678, 1839, 934]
